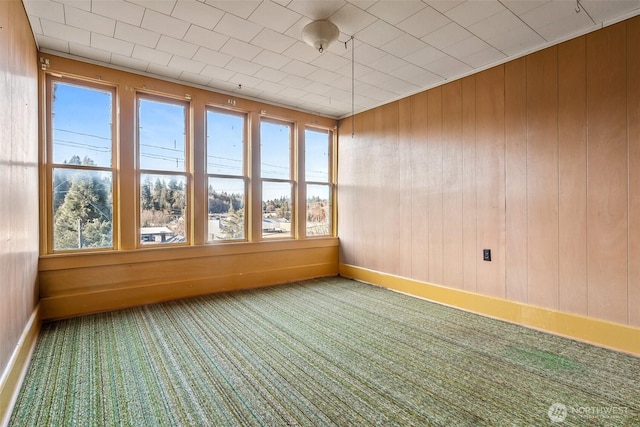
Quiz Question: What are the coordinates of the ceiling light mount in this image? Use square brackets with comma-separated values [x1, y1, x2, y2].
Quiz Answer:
[302, 20, 339, 53]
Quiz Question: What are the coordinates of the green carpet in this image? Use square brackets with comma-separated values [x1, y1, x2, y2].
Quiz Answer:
[9, 277, 640, 426]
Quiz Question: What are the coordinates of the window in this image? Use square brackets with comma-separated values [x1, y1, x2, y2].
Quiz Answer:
[305, 128, 333, 237]
[206, 109, 247, 241]
[42, 67, 336, 254]
[261, 120, 293, 239]
[49, 79, 115, 251]
[138, 96, 188, 245]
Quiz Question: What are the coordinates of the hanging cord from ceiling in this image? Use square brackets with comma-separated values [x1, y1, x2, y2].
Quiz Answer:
[342, 36, 355, 138]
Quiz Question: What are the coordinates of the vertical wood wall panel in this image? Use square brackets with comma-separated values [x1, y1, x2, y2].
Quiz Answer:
[441, 82, 464, 289]
[526, 48, 559, 309]
[338, 17, 640, 329]
[380, 102, 400, 275]
[398, 98, 413, 277]
[628, 16, 640, 327]
[427, 88, 444, 285]
[586, 23, 628, 324]
[558, 37, 588, 316]
[0, 0, 39, 387]
[337, 118, 354, 265]
[358, 110, 377, 270]
[410, 92, 430, 282]
[461, 76, 477, 292]
[475, 67, 506, 298]
[504, 58, 528, 303]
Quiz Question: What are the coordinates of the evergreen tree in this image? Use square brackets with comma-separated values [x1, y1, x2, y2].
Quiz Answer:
[53, 170, 112, 250]
[219, 206, 244, 239]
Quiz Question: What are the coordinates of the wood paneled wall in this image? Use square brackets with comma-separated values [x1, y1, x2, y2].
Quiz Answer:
[338, 17, 640, 328]
[0, 0, 39, 409]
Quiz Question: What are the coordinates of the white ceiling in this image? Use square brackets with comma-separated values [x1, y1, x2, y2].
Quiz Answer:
[24, 0, 640, 119]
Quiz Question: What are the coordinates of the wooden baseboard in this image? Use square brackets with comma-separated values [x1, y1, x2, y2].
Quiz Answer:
[0, 306, 41, 427]
[39, 239, 339, 320]
[41, 262, 337, 320]
[340, 264, 640, 357]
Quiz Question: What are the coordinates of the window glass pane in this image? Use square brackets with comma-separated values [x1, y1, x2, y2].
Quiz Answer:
[262, 181, 292, 239]
[52, 82, 112, 167]
[208, 177, 245, 241]
[140, 174, 186, 244]
[306, 184, 331, 236]
[207, 110, 244, 176]
[139, 99, 186, 172]
[260, 121, 291, 179]
[52, 168, 113, 250]
[305, 128, 329, 183]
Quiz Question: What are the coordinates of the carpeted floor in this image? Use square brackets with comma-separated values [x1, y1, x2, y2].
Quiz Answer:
[9, 277, 640, 426]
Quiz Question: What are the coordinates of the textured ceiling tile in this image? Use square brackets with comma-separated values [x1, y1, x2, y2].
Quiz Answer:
[369, 54, 409, 74]
[171, 0, 225, 30]
[397, 6, 451, 39]
[426, 0, 465, 13]
[280, 59, 318, 77]
[367, 0, 426, 24]
[204, 0, 261, 19]
[424, 55, 472, 77]
[168, 55, 206, 74]
[156, 35, 199, 57]
[147, 63, 183, 79]
[183, 26, 229, 51]
[393, 62, 440, 84]
[91, 33, 134, 56]
[36, 35, 70, 53]
[485, 23, 545, 55]
[443, 35, 490, 58]
[110, 53, 149, 71]
[65, 6, 116, 36]
[201, 64, 236, 81]
[445, 0, 506, 27]
[41, 19, 90, 45]
[461, 46, 506, 68]
[92, 0, 145, 26]
[128, 0, 176, 15]
[141, 9, 190, 39]
[29, 16, 43, 35]
[380, 33, 427, 57]
[280, 74, 312, 89]
[422, 22, 472, 50]
[310, 52, 351, 72]
[192, 47, 232, 67]
[220, 38, 263, 61]
[582, 0, 640, 23]
[58, 0, 91, 12]
[132, 44, 172, 65]
[355, 19, 404, 47]
[69, 42, 112, 63]
[287, 0, 346, 20]
[329, 3, 377, 35]
[282, 41, 322, 62]
[254, 67, 288, 83]
[468, 9, 524, 40]
[179, 71, 212, 86]
[114, 22, 161, 48]
[522, 2, 594, 40]
[23, 0, 65, 22]
[224, 57, 263, 75]
[251, 28, 297, 54]
[214, 13, 263, 42]
[249, 1, 301, 33]
[253, 50, 292, 69]
[501, 0, 549, 16]
[403, 44, 448, 68]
